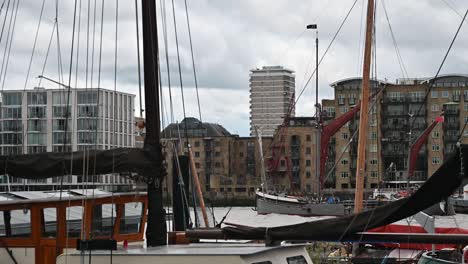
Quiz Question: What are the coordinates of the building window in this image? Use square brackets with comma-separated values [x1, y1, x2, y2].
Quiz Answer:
[371, 171, 378, 178]
[370, 159, 378, 165]
[239, 152, 244, 157]
[215, 162, 221, 168]
[340, 107, 349, 113]
[432, 144, 440, 151]
[306, 135, 311, 141]
[432, 131, 439, 138]
[306, 171, 311, 178]
[341, 146, 348, 153]
[371, 132, 377, 140]
[432, 157, 440, 164]
[215, 151, 220, 157]
[338, 94, 345, 105]
[431, 91, 438, 98]
[306, 160, 311, 166]
[370, 144, 377, 153]
[280, 160, 286, 167]
[306, 147, 311, 154]
[341, 159, 348, 165]
[431, 104, 439, 112]
[195, 151, 200, 157]
[340, 172, 349, 178]
[442, 91, 449, 98]
[195, 162, 200, 168]
[464, 104, 468, 112]
[341, 132, 348, 140]
[194, 141, 200, 147]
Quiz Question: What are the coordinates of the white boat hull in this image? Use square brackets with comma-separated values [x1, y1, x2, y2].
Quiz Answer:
[56, 243, 314, 264]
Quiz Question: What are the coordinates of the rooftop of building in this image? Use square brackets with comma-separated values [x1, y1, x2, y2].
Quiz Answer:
[330, 74, 468, 88]
[161, 117, 232, 138]
[329, 77, 388, 88]
[250, 65, 294, 74]
[0, 87, 135, 96]
[288, 116, 319, 127]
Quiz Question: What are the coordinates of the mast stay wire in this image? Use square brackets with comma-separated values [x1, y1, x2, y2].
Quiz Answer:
[134, 0, 143, 117]
[381, 0, 408, 79]
[356, 0, 365, 76]
[22, 0, 45, 90]
[89, 0, 97, 88]
[170, 0, 189, 146]
[292, 0, 359, 113]
[183, 0, 203, 125]
[59, 0, 78, 199]
[0, 0, 19, 90]
[409, 7, 468, 140]
[0, 0, 11, 67]
[74, 0, 82, 88]
[97, 0, 104, 89]
[160, 0, 175, 130]
[37, 22, 56, 88]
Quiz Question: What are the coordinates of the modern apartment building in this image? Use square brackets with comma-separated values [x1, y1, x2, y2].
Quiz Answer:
[249, 66, 295, 137]
[0, 87, 136, 191]
[323, 74, 468, 191]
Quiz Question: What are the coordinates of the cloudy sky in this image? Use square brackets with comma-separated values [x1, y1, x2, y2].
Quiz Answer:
[3, 0, 468, 136]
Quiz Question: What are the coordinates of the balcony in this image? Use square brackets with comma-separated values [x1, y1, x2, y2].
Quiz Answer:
[444, 122, 460, 130]
[444, 109, 460, 115]
[384, 111, 406, 116]
[444, 134, 458, 141]
[384, 97, 406, 104]
[408, 96, 425, 103]
[382, 149, 407, 156]
[291, 150, 300, 159]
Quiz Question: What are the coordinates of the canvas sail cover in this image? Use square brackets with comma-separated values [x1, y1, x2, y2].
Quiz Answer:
[222, 145, 468, 241]
[0, 147, 163, 181]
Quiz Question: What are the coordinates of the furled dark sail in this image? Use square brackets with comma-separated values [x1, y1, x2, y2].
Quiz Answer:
[0, 148, 162, 181]
[223, 145, 468, 241]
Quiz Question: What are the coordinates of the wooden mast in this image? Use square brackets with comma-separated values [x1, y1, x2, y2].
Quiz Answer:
[353, 0, 375, 214]
[141, 0, 167, 246]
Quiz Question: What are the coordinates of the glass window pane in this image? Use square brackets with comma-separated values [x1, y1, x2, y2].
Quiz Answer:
[10, 209, 31, 237]
[91, 204, 117, 237]
[119, 202, 143, 234]
[67, 206, 84, 238]
[42, 208, 57, 237]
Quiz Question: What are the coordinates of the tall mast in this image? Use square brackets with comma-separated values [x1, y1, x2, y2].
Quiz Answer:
[353, 0, 375, 214]
[141, 0, 167, 246]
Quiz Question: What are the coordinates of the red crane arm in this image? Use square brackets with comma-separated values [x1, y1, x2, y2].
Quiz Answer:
[320, 103, 361, 187]
[408, 116, 443, 179]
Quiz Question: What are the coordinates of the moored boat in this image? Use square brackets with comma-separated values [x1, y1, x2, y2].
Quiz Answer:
[256, 190, 347, 216]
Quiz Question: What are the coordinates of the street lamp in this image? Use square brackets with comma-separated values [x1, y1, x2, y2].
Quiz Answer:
[307, 24, 320, 195]
[306, 24, 319, 117]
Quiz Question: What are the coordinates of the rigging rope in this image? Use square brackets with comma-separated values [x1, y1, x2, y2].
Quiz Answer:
[134, 0, 143, 117]
[294, 0, 359, 107]
[0, 0, 19, 90]
[74, 0, 82, 88]
[160, 0, 175, 130]
[171, 0, 189, 145]
[90, 0, 97, 88]
[183, 0, 203, 125]
[22, 0, 45, 90]
[409, 7, 468, 138]
[381, 0, 408, 79]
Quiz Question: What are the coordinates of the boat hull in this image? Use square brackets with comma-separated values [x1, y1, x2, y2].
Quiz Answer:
[448, 197, 468, 214]
[256, 193, 347, 216]
[417, 251, 460, 264]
